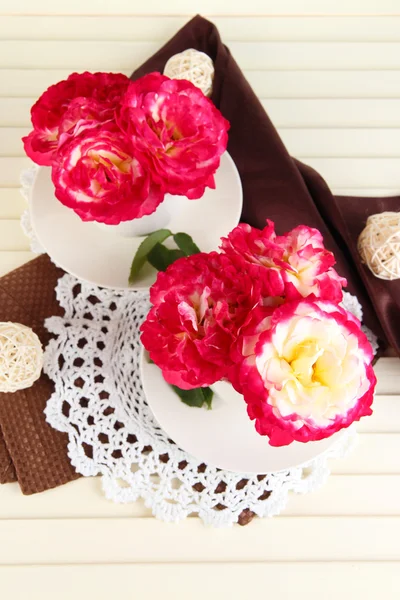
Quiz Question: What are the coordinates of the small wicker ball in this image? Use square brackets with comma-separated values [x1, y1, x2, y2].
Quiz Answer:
[358, 212, 400, 280]
[0, 322, 43, 393]
[164, 48, 214, 97]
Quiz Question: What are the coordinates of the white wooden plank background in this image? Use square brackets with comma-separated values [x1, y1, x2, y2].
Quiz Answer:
[1, 563, 400, 600]
[0, 2, 399, 598]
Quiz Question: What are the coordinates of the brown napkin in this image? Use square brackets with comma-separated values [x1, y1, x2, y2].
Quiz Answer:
[320, 193, 400, 353]
[132, 14, 400, 355]
[0, 255, 79, 493]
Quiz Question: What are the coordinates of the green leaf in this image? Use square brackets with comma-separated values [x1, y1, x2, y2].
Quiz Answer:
[168, 249, 186, 263]
[147, 243, 173, 272]
[202, 386, 214, 410]
[147, 244, 185, 272]
[171, 385, 214, 409]
[129, 229, 172, 284]
[173, 232, 201, 256]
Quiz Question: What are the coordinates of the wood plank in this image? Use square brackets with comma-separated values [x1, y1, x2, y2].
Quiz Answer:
[332, 188, 400, 196]
[1, 474, 400, 518]
[1, 563, 400, 600]
[0, 478, 152, 519]
[358, 395, 400, 433]
[5, 127, 400, 159]
[331, 433, 400, 474]
[3, 154, 399, 189]
[1, 516, 400, 563]
[303, 157, 400, 187]
[0, 189, 26, 218]
[279, 128, 400, 158]
[374, 358, 400, 395]
[3, 69, 400, 99]
[248, 70, 400, 99]
[0, 128, 27, 155]
[0, 70, 80, 98]
[0, 251, 35, 275]
[2, 16, 400, 42]
[4, 97, 400, 129]
[1, 41, 400, 70]
[1, 158, 399, 211]
[2, 0, 400, 16]
[263, 99, 400, 127]
[0, 220, 31, 251]
[0, 99, 32, 127]
[0, 157, 32, 186]
[286, 475, 400, 515]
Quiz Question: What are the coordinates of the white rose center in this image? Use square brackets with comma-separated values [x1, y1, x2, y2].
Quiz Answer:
[255, 314, 369, 428]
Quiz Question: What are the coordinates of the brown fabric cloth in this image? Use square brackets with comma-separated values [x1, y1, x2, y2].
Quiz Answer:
[132, 14, 400, 355]
[319, 192, 400, 353]
[0, 427, 16, 484]
[0, 255, 79, 494]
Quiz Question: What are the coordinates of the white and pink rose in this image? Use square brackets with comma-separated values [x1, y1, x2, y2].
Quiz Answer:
[141, 252, 266, 389]
[51, 126, 164, 224]
[231, 299, 376, 446]
[118, 73, 229, 199]
[23, 71, 130, 166]
[221, 220, 346, 302]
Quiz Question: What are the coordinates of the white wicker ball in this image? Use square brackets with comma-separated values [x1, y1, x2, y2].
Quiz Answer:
[0, 322, 43, 393]
[164, 48, 214, 97]
[358, 211, 400, 280]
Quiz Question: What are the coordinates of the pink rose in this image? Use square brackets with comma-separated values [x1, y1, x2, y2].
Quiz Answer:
[57, 97, 115, 145]
[118, 72, 229, 199]
[23, 72, 130, 166]
[231, 299, 376, 446]
[141, 252, 266, 390]
[221, 220, 346, 302]
[51, 125, 164, 224]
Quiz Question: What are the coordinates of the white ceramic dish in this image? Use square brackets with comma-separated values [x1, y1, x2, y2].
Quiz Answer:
[141, 352, 344, 473]
[30, 152, 243, 291]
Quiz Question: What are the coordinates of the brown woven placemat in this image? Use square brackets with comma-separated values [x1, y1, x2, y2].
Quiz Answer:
[0, 255, 79, 494]
[0, 426, 16, 484]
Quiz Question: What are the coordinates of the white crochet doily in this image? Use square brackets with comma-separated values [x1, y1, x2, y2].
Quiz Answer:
[20, 166, 378, 526]
[42, 273, 367, 526]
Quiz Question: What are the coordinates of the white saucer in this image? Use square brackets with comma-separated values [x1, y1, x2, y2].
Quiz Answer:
[30, 152, 242, 290]
[141, 352, 344, 473]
